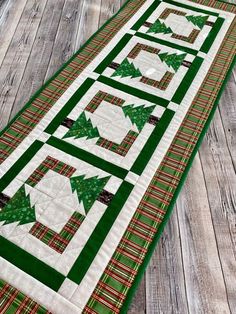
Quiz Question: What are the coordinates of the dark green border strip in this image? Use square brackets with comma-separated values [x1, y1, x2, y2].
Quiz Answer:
[164, 0, 219, 16]
[94, 34, 132, 74]
[200, 17, 224, 53]
[45, 78, 95, 134]
[120, 56, 236, 314]
[131, 0, 162, 31]
[131, 109, 175, 175]
[47, 136, 128, 179]
[67, 181, 134, 285]
[98, 76, 169, 107]
[0, 236, 65, 291]
[0, 141, 44, 193]
[172, 56, 204, 104]
[136, 32, 198, 55]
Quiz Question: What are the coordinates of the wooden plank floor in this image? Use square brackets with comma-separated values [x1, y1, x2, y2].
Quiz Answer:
[0, 0, 235, 313]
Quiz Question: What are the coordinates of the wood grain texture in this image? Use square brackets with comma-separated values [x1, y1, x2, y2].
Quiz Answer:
[0, 1, 235, 313]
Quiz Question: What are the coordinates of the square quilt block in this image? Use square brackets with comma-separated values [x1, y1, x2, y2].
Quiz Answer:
[0, 143, 127, 278]
[45, 79, 174, 174]
[131, 0, 223, 52]
[94, 34, 201, 103]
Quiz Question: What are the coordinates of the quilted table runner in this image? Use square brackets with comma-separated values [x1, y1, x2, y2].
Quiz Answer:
[0, 0, 236, 313]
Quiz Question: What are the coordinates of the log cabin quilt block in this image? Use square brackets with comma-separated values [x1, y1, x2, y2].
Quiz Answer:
[0, 0, 235, 313]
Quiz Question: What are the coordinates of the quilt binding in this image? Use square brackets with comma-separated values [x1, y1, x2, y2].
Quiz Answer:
[0, 0, 235, 313]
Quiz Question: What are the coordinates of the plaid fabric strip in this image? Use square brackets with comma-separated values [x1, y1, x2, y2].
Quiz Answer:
[84, 90, 138, 156]
[26, 156, 76, 187]
[0, 279, 51, 314]
[96, 130, 138, 157]
[85, 91, 125, 113]
[172, 29, 200, 43]
[29, 212, 85, 254]
[0, 0, 146, 164]
[83, 14, 236, 314]
[159, 8, 200, 44]
[127, 43, 160, 59]
[140, 71, 174, 90]
[189, 0, 236, 13]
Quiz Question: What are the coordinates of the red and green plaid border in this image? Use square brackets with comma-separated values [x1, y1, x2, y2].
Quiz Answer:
[96, 130, 139, 157]
[0, 0, 146, 164]
[85, 91, 125, 113]
[127, 43, 175, 90]
[29, 212, 85, 254]
[140, 71, 174, 90]
[0, 279, 51, 314]
[127, 43, 160, 58]
[26, 156, 76, 187]
[83, 5, 236, 314]
[84, 91, 139, 156]
[26, 156, 83, 253]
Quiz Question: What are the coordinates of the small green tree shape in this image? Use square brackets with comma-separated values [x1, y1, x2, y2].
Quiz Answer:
[122, 104, 155, 132]
[70, 175, 110, 214]
[111, 58, 142, 79]
[158, 52, 187, 72]
[186, 15, 209, 29]
[0, 186, 36, 225]
[147, 19, 173, 34]
[63, 112, 100, 140]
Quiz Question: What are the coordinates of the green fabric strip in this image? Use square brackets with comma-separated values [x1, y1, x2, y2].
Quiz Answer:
[131, 0, 162, 31]
[98, 76, 169, 107]
[200, 17, 224, 53]
[0, 141, 44, 193]
[135, 32, 198, 56]
[131, 109, 175, 175]
[164, 0, 219, 16]
[94, 34, 132, 74]
[0, 236, 65, 291]
[47, 136, 128, 179]
[67, 181, 134, 285]
[172, 56, 204, 104]
[45, 78, 95, 134]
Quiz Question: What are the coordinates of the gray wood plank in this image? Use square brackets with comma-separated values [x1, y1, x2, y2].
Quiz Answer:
[9, 0, 66, 120]
[218, 68, 236, 169]
[145, 211, 189, 314]
[45, 0, 85, 80]
[199, 107, 236, 311]
[176, 154, 231, 314]
[99, 0, 121, 27]
[128, 274, 146, 314]
[0, 0, 48, 129]
[75, 0, 101, 51]
[0, 0, 28, 68]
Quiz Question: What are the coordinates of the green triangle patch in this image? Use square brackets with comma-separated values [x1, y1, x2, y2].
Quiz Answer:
[0, 186, 36, 225]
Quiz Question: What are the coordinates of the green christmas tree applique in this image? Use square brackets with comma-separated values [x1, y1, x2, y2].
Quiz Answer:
[186, 15, 208, 29]
[158, 52, 187, 72]
[70, 175, 110, 214]
[147, 19, 173, 34]
[111, 58, 142, 79]
[122, 104, 155, 132]
[63, 112, 100, 140]
[0, 186, 36, 225]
